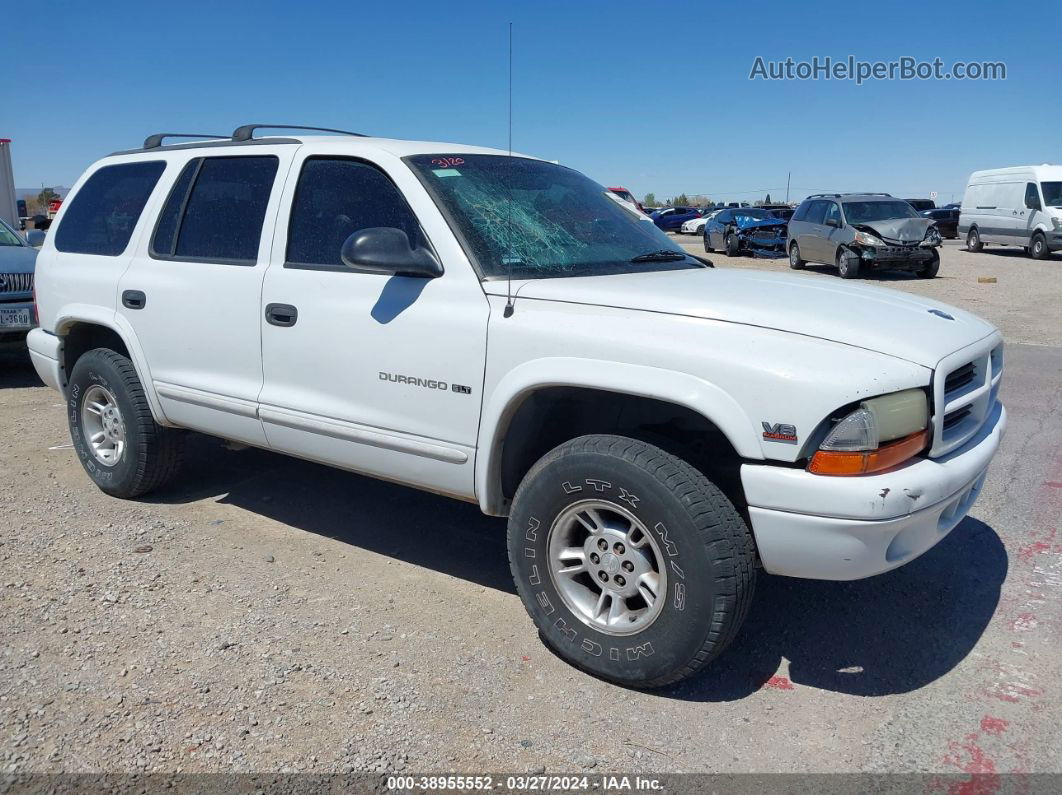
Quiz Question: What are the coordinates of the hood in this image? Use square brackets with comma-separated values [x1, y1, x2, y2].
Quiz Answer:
[0, 245, 37, 272]
[856, 217, 932, 243]
[493, 268, 995, 369]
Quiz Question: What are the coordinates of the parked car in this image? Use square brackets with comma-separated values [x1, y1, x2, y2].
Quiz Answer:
[959, 165, 1062, 260]
[651, 206, 701, 232]
[922, 208, 959, 239]
[680, 208, 721, 235]
[905, 198, 936, 212]
[29, 125, 1005, 688]
[0, 216, 41, 345]
[607, 186, 644, 213]
[788, 193, 942, 278]
[704, 208, 790, 257]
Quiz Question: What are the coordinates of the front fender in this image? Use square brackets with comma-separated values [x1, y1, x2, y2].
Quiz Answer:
[475, 357, 762, 515]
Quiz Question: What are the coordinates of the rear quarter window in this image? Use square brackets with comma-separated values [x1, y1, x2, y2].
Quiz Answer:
[54, 161, 166, 256]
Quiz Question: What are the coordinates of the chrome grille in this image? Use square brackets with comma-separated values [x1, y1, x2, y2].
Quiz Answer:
[0, 272, 34, 294]
[930, 337, 1003, 457]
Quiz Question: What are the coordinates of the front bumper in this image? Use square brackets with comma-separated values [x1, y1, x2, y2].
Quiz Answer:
[1048, 232, 1062, 251]
[740, 401, 1006, 580]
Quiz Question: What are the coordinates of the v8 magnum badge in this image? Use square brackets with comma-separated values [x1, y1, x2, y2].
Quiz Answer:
[762, 421, 798, 444]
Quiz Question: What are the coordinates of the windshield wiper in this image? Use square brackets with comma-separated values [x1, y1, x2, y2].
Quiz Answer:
[629, 249, 688, 263]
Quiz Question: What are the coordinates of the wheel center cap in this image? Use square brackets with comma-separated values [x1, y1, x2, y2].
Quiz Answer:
[600, 552, 620, 574]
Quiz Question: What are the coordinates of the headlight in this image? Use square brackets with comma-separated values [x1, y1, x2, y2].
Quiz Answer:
[853, 229, 884, 246]
[1053, 217, 1062, 230]
[809, 389, 929, 476]
[923, 226, 942, 245]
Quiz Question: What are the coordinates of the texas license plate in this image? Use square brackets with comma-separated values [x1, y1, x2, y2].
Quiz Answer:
[0, 308, 31, 327]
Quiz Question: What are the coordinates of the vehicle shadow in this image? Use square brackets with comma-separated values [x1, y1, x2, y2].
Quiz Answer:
[661, 517, 1006, 701]
[152, 434, 1006, 700]
[0, 347, 44, 388]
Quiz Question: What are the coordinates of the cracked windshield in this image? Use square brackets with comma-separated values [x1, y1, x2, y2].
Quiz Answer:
[407, 154, 699, 279]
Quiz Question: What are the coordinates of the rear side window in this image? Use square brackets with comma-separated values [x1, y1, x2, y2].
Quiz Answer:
[152, 156, 278, 263]
[54, 161, 165, 255]
[805, 200, 829, 225]
[286, 157, 422, 269]
[791, 202, 810, 222]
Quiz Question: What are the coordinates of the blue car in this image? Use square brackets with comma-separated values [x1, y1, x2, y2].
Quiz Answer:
[0, 217, 40, 346]
[651, 206, 701, 232]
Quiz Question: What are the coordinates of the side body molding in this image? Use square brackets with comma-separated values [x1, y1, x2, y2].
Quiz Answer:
[475, 357, 762, 516]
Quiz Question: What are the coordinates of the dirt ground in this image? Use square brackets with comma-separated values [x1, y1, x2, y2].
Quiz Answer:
[2, 240, 1061, 780]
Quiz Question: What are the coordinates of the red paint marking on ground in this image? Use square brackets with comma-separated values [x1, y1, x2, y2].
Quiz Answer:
[985, 684, 1043, 704]
[1009, 612, 1038, 632]
[942, 733, 1000, 795]
[1043, 481, 1062, 489]
[520, 656, 531, 662]
[763, 675, 794, 690]
[1011, 641, 1023, 649]
[1017, 528, 1059, 563]
[979, 716, 1009, 735]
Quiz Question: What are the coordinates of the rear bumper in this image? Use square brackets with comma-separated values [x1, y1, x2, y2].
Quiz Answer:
[26, 328, 63, 392]
[741, 401, 1006, 580]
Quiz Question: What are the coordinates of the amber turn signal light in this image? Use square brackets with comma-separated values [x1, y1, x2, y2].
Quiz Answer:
[808, 430, 930, 476]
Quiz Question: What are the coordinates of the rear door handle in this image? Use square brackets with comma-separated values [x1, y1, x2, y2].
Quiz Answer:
[122, 290, 146, 310]
[265, 303, 298, 327]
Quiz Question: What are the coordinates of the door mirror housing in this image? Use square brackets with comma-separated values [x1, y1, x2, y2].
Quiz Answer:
[1026, 196, 1042, 211]
[825, 217, 840, 228]
[25, 229, 46, 247]
[340, 227, 443, 278]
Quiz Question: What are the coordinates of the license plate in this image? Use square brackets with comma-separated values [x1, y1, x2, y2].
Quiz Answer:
[0, 308, 31, 327]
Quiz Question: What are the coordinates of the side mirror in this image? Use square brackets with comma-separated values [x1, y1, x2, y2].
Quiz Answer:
[825, 217, 840, 228]
[25, 229, 46, 247]
[1026, 196, 1042, 211]
[340, 227, 443, 278]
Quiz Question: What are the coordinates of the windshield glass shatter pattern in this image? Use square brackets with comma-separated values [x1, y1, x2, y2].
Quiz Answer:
[406, 154, 696, 279]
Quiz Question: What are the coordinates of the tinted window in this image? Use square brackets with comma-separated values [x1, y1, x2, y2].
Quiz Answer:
[791, 202, 810, 222]
[162, 156, 278, 262]
[55, 161, 165, 255]
[715, 211, 731, 223]
[150, 159, 199, 256]
[287, 158, 421, 268]
[805, 200, 829, 225]
[823, 202, 841, 226]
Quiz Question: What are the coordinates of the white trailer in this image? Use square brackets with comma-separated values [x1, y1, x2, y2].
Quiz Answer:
[0, 139, 18, 229]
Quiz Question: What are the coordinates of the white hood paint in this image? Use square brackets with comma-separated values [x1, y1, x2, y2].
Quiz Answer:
[486, 268, 996, 369]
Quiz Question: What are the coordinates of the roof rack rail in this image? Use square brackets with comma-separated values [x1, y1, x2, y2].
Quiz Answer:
[806, 193, 841, 199]
[805, 192, 893, 199]
[231, 124, 367, 142]
[143, 133, 229, 149]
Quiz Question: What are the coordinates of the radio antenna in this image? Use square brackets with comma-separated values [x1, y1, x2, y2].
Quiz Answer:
[503, 21, 516, 318]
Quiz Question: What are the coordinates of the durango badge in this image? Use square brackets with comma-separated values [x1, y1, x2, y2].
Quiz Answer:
[762, 422, 798, 444]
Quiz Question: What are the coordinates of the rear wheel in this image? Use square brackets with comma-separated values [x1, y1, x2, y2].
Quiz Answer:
[967, 227, 983, 252]
[67, 348, 183, 498]
[703, 231, 714, 253]
[1030, 232, 1049, 260]
[788, 242, 806, 269]
[837, 246, 861, 279]
[507, 435, 756, 688]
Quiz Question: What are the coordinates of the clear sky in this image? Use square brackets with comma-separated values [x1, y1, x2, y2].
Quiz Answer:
[4, 0, 1057, 205]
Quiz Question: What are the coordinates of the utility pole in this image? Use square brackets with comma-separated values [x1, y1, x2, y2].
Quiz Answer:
[785, 171, 791, 204]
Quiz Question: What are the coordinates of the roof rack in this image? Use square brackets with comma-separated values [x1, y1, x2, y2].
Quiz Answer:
[805, 192, 893, 199]
[143, 133, 229, 149]
[230, 124, 367, 142]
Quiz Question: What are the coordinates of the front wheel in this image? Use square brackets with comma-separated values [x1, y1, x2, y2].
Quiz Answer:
[918, 249, 940, 278]
[725, 232, 740, 256]
[1030, 232, 1049, 260]
[507, 435, 756, 688]
[967, 227, 983, 252]
[837, 247, 861, 279]
[67, 348, 184, 498]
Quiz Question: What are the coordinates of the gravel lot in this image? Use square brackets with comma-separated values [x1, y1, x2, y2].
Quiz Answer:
[2, 241, 1061, 780]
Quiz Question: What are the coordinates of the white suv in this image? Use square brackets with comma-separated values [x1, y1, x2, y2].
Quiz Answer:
[29, 125, 1006, 688]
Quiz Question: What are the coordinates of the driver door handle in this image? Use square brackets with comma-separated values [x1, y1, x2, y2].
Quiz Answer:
[265, 303, 298, 327]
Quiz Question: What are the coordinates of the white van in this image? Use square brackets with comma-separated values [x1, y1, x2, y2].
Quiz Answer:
[959, 165, 1062, 259]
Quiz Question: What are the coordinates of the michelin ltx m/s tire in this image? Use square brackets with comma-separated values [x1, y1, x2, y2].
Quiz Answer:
[507, 434, 756, 688]
[67, 348, 183, 499]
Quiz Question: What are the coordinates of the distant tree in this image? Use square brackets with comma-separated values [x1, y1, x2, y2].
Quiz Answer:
[674, 193, 690, 206]
[38, 187, 59, 206]
[765, 193, 772, 204]
[643, 192, 656, 207]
